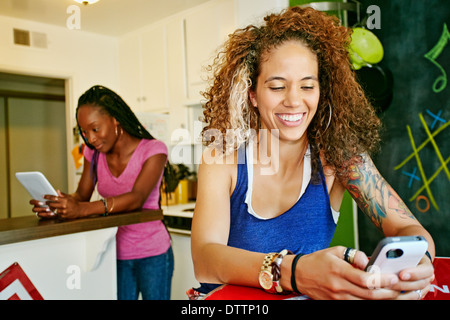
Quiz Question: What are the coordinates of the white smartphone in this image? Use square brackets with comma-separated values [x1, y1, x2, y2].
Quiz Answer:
[15, 171, 58, 208]
[365, 236, 428, 275]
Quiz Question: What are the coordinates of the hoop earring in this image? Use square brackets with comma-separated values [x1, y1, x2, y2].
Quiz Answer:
[115, 126, 123, 137]
[323, 104, 332, 133]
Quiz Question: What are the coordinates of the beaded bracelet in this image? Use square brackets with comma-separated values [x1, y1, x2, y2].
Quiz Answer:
[100, 198, 108, 216]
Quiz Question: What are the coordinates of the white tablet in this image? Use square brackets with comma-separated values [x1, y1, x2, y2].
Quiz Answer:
[15, 171, 58, 205]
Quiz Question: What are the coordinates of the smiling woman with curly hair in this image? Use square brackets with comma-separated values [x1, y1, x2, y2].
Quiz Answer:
[191, 6, 434, 300]
[202, 6, 380, 179]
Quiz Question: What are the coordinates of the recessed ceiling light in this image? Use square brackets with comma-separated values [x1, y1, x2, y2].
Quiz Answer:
[74, 0, 100, 5]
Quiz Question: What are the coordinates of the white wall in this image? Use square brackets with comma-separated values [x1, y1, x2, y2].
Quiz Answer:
[0, 14, 120, 192]
[235, 0, 289, 28]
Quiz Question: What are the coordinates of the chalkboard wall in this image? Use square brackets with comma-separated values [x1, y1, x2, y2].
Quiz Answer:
[357, 0, 450, 256]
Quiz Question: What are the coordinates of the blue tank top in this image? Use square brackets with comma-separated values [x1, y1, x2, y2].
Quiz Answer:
[197, 144, 336, 294]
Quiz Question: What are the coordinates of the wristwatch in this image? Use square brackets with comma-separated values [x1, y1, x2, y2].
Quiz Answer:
[259, 249, 290, 294]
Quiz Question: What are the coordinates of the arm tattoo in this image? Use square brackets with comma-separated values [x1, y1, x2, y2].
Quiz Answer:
[345, 154, 416, 231]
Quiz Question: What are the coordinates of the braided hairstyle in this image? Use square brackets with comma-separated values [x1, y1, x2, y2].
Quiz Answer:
[76, 85, 156, 185]
[76, 85, 154, 145]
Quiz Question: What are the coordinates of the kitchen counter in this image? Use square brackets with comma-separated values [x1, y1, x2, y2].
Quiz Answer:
[0, 208, 206, 300]
[0, 209, 163, 299]
[162, 202, 195, 218]
[0, 209, 163, 246]
[162, 202, 195, 235]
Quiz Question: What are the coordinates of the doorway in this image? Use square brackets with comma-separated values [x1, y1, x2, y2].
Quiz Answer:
[0, 72, 67, 218]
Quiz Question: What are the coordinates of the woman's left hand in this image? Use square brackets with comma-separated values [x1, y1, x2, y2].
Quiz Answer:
[44, 190, 85, 219]
[391, 256, 435, 300]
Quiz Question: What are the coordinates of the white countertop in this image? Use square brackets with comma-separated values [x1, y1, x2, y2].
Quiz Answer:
[162, 202, 195, 218]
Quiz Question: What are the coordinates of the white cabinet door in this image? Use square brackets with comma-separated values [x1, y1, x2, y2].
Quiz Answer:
[119, 26, 169, 113]
[184, 0, 235, 101]
[118, 33, 142, 110]
[170, 233, 199, 299]
[166, 17, 188, 133]
[141, 25, 168, 111]
[119, 0, 244, 117]
[167, 17, 187, 106]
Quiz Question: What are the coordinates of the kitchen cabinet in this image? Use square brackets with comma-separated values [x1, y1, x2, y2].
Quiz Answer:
[118, 33, 141, 111]
[118, 0, 289, 135]
[171, 232, 199, 299]
[163, 203, 198, 299]
[141, 25, 168, 112]
[119, 0, 235, 116]
[166, 18, 186, 107]
[166, 17, 189, 133]
[119, 24, 169, 113]
[184, 0, 235, 102]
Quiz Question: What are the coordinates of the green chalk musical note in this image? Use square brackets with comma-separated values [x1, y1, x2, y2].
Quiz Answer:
[424, 23, 450, 93]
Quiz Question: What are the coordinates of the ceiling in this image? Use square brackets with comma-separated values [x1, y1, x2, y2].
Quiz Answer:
[0, 0, 211, 37]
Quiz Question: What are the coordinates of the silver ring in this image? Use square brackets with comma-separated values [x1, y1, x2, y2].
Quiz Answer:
[415, 289, 422, 300]
[344, 247, 357, 264]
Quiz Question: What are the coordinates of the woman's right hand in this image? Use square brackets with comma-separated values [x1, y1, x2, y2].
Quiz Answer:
[290, 246, 401, 300]
[30, 198, 58, 219]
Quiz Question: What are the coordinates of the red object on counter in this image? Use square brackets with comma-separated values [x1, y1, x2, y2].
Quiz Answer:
[205, 257, 450, 300]
[424, 257, 450, 300]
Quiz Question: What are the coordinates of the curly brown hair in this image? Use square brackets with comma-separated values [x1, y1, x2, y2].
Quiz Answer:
[201, 6, 381, 180]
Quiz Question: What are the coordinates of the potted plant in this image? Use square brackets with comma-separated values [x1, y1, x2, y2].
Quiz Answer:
[174, 164, 196, 204]
[161, 163, 196, 205]
[161, 162, 180, 206]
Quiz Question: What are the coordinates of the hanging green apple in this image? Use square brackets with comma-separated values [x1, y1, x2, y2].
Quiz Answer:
[349, 27, 384, 70]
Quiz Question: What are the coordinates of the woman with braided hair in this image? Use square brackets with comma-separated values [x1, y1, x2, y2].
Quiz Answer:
[30, 85, 173, 300]
[191, 7, 435, 299]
